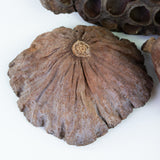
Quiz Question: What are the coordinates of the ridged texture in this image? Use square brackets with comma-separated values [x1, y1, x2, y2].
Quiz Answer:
[8, 26, 153, 146]
[40, 0, 160, 35]
[142, 37, 160, 80]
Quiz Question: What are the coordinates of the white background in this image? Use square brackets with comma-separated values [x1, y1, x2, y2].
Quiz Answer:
[0, 1, 160, 160]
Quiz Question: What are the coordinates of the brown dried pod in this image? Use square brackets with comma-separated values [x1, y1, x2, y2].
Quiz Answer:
[40, 0, 160, 35]
[8, 25, 152, 146]
[75, 0, 160, 35]
[40, 0, 75, 14]
[142, 37, 160, 81]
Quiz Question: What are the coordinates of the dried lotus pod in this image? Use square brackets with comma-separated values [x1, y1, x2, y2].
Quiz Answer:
[40, 0, 160, 35]
[40, 0, 75, 14]
[142, 37, 160, 80]
[75, 0, 160, 35]
[8, 25, 153, 146]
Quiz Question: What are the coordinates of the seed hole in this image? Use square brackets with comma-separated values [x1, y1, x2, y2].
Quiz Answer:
[106, 0, 135, 15]
[130, 6, 150, 24]
[155, 10, 160, 25]
[123, 23, 142, 34]
[84, 0, 101, 18]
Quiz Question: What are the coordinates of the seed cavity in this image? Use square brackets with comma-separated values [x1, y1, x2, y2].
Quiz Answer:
[130, 6, 150, 24]
[155, 10, 160, 25]
[84, 0, 101, 18]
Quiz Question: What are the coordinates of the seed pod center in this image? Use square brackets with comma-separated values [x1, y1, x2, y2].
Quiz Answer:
[72, 40, 90, 57]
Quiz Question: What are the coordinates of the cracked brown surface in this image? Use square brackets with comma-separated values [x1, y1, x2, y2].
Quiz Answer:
[8, 25, 153, 146]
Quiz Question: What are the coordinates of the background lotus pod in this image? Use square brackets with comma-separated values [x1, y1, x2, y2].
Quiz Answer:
[8, 25, 153, 146]
[75, 0, 160, 35]
[40, 0, 160, 35]
[142, 37, 160, 81]
[40, 0, 75, 14]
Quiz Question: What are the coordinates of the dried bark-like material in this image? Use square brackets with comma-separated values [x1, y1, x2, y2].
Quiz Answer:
[8, 25, 153, 146]
[40, 0, 160, 35]
[40, 0, 75, 14]
[142, 37, 160, 81]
